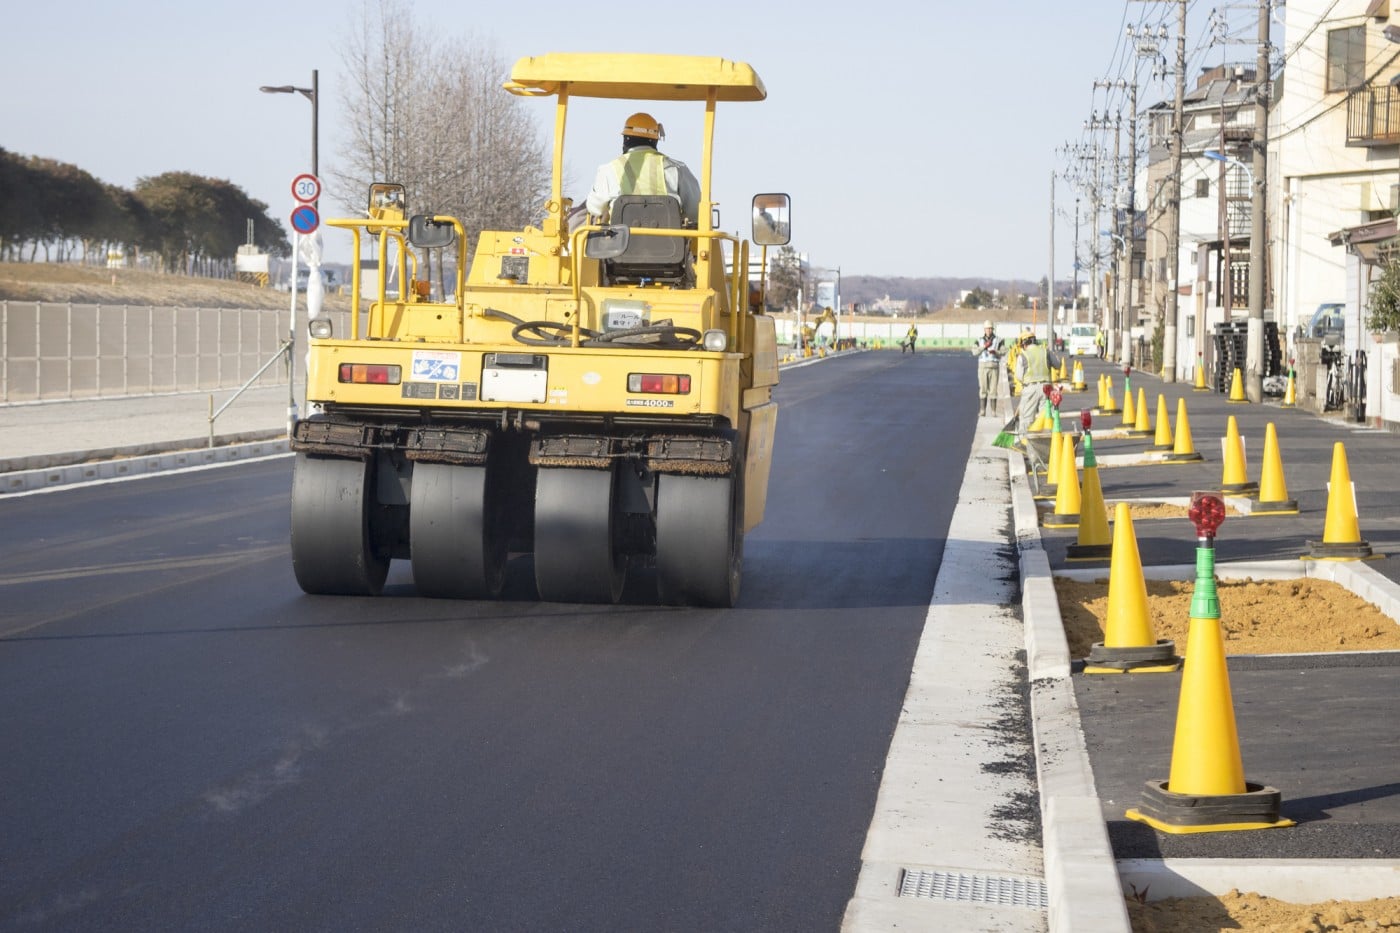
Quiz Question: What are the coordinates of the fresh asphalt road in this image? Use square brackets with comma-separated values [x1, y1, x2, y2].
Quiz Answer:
[0, 351, 976, 932]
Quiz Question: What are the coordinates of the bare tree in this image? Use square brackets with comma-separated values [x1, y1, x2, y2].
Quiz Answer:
[335, 0, 549, 256]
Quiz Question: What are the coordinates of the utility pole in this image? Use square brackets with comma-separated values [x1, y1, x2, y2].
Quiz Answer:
[1049, 170, 1056, 344]
[1162, 0, 1187, 383]
[1120, 78, 1139, 366]
[1246, 0, 1271, 402]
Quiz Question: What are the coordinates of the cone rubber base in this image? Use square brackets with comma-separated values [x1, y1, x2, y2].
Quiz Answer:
[1043, 514, 1080, 529]
[1193, 386, 1211, 392]
[1065, 543, 1113, 561]
[1126, 780, 1294, 834]
[1305, 539, 1376, 559]
[1221, 482, 1258, 495]
[1163, 452, 1204, 462]
[1250, 499, 1298, 515]
[1085, 640, 1180, 673]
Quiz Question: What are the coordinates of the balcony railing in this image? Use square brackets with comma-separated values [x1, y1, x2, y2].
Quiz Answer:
[1346, 84, 1400, 146]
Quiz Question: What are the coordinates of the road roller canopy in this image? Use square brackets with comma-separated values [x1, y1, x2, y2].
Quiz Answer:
[504, 53, 766, 102]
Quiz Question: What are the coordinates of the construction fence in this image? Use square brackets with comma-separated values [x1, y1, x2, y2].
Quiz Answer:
[0, 302, 349, 404]
[772, 318, 1041, 350]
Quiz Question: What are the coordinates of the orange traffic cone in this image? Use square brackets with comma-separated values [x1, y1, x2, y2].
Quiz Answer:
[1227, 367, 1248, 403]
[1220, 415, 1257, 494]
[1164, 397, 1203, 462]
[1151, 393, 1174, 450]
[1084, 503, 1180, 670]
[1252, 423, 1297, 515]
[1044, 432, 1081, 529]
[1306, 442, 1374, 559]
[1126, 512, 1293, 833]
[1067, 433, 1111, 560]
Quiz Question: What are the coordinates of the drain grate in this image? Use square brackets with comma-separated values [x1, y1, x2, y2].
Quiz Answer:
[898, 869, 1048, 909]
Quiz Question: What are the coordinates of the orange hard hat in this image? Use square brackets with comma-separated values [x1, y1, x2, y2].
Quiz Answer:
[622, 112, 663, 140]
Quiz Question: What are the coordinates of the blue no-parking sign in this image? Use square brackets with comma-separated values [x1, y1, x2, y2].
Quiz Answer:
[290, 204, 320, 234]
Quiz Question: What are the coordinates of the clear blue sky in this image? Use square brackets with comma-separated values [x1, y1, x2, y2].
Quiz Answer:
[0, 0, 1234, 281]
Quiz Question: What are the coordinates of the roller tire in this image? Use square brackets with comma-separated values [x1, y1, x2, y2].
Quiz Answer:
[409, 462, 505, 599]
[533, 468, 625, 604]
[656, 473, 742, 608]
[290, 454, 390, 596]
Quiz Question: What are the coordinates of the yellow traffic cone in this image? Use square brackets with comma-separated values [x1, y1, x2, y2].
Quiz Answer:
[1072, 360, 1086, 392]
[1282, 367, 1297, 408]
[1252, 422, 1298, 515]
[1120, 381, 1137, 426]
[1067, 433, 1112, 561]
[1058, 357, 1068, 381]
[1126, 516, 1293, 833]
[1165, 397, 1203, 462]
[1102, 375, 1119, 414]
[1221, 415, 1257, 494]
[1193, 353, 1209, 392]
[1044, 432, 1081, 528]
[1151, 393, 1174, 450]
[1227, 367, 1248, 403]
[1131, 387, 1151, 435]
[1096, 374, 1107, 410]
[1084, 503, 1180, 669]
[1306, 442, 1374, 559]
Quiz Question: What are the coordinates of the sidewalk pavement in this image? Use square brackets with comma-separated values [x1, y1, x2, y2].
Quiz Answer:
[5, 357, 1400, 932]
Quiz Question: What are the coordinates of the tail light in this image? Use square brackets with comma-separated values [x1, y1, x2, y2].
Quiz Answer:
[627, 373, 691, 394]
[338, 363, 402, 385]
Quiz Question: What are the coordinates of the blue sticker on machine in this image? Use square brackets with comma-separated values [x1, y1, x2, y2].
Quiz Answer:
[411, 350, 462, 382]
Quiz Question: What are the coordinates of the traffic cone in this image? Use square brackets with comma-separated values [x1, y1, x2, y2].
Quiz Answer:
[1096, 374, 1108, 410]
[1227, 367, 1248, 403]
[1102, 375, 1119, 414]
[1058, 356, 1069, 381]
[1072, 360, 1086, 392]
[1044, 432, 1081, 528]
[1120, 380, 1137, 426]
[1084, 503, 1180, 669]
[1282, 367, 1297, 408]
[1306, 442, 1374, 559]
[1164, 397, 1203, 462]
[1125, 519, 1293, 833]
[1035, 424, 1063, 501]
[1252, 422, 1298, 515]
[1220, 415, 1257, 494]
[1193, 353, 1209, 392]
[1130, 387, 1151, 435]
[1067, 433, 1112, 561]
[1151, 393, 1174, 450]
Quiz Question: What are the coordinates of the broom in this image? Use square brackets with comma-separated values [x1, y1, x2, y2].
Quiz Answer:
[992, 410, 1019, 448]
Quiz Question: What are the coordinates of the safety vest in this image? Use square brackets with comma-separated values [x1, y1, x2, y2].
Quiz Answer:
[617, 149, 667, 197]
[1019, 343, 1051, 383]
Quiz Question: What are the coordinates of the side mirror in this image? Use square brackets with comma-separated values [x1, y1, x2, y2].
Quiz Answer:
[408, 214, 456, 249]
[752, 193, 791, 246]
[368, 182, 406, 221]
[585, 225, 631, 260]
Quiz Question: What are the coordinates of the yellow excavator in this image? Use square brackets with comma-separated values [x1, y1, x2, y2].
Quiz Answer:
[800, 306, 838, 351]
[289, 53, 786, 607]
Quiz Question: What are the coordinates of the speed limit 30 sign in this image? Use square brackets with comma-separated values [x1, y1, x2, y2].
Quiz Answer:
[291, 173, 321, 203]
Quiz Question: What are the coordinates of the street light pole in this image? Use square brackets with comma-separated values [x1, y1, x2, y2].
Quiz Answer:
[259, 69, 319, 436]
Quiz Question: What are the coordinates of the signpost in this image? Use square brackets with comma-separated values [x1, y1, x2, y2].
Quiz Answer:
[286, 173, 322, 434]
[290, 204, 320, 235]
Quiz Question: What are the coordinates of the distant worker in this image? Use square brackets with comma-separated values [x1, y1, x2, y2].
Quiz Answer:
[902, 322, 918, 354]
[972, 320, 1004, 416]
[1095, 328, 1106, 359]
[585, 112, 701, 226]
[1014, 330, 1062, 444]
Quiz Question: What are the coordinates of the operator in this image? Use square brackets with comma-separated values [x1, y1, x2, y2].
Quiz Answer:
[1014, 330, 1061, 445]
[971, 320, 1004, 417]
[585, 112, 701, 226]
[902, 322, 918, 354]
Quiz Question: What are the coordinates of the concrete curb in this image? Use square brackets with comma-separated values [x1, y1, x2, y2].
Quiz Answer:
[1, 438, 291, 495]
[1008, 446, 1133, 933]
